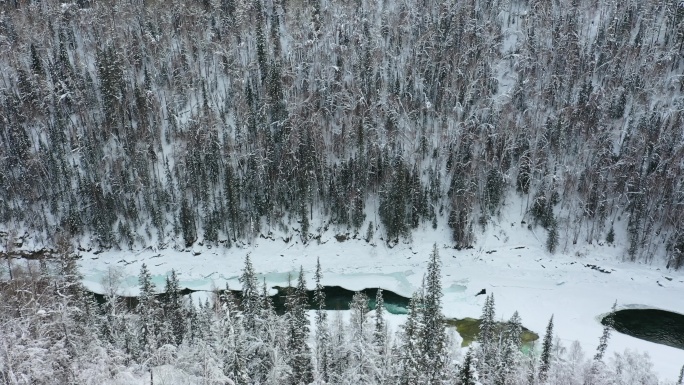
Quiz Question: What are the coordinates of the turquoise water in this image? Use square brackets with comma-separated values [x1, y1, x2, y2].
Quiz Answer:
[89, 284, 412, 314]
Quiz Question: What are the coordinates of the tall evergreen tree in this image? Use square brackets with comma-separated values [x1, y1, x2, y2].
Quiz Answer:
[54, 252, 101, 367]
[136, 263, 159, 360]
[546, 216, 559, 253]
[345, 291, 378, 383]
[459, 349, 477, 385]
[162, 269, 185, 345]
[314, 258, 331, 383]
[285, 268, 313, 385]
[496, 311, 524, 385]
[373, 288, 389, 384]
[374, 288, 387, 354]
[349, 291, 369, 338]
[539, 315, 554, 382]
[220, 288, 250, 383]
[477, 293, 496, 381]
[239, 253, 261, 332]
[179, 196, 197, 247]
[421, 244, 450, 383]
[398, 291, 424, 385]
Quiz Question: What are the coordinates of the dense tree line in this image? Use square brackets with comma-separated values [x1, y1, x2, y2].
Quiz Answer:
[1, 0, 684, 267]
[0, 245, 675, 384]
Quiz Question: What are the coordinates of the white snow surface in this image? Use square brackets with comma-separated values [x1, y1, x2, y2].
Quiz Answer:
[77, 204, 684, 382]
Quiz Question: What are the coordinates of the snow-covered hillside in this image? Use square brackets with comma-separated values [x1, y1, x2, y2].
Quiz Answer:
[1, 0, 684, 268]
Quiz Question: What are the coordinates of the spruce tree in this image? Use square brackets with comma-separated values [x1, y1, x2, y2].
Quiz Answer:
[478, 293, 496, 378]
[365, 221, 374, 243]
[30, 43, 43, 75]
[239, 253, 261, 332]
[373, 288, 388, 384]
[507, 311, 523, 350]
[677, 364, 684, 385]
[347, 291, 376, 383]
[136, 263, 159, 360]
[179, 196, 197, 247]
[422, 243, 450, 382]
[606, 225, 615, 244]
[374, 288, 387, 354]
[162, 269, 185, 345]
[459, 349, 477, 385]
[349, 291, 369, 338]
[254, 0, 267, 79]
[497, 311, 523, 385]
[221, 289, 250, 383]
[398, 291, 424, 385]
[285, 268, 313, 385]
[546, 216, 558, 253]
[314, 258, 331, 383]
[54, 253, 101, 361]
[539, 315, 554, 382]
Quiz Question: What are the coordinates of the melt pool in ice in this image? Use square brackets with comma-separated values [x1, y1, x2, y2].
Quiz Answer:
[604, 309, 684, 350]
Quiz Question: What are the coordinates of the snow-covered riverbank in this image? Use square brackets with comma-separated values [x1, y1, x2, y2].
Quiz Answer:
[75, 218, 684, 381]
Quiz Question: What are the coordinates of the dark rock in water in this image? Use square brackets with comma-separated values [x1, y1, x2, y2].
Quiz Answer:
[475, 288, 486, 296]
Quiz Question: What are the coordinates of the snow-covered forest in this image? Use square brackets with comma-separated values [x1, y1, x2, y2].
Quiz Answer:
[1, 246, 678, 384]
[1, 0, 684, 266]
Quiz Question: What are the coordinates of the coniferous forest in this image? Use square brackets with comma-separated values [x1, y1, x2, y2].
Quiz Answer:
[1, 0, 684, 267]
[0, 246, 672, 384]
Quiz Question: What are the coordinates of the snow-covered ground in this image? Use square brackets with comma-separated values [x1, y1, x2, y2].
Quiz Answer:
[76, 204, 684, 381]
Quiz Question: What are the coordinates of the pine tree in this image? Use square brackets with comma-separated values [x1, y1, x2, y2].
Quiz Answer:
[351, 191, 366, 230]
[54, 252, 101, 362]
[374, 288, 387, 354]
[285, 268, 313, 385]
[220, 289, 250, 383]
[365, 221, 374, 243]
[485, 169, 505, 215]
[179, 196, 197, 247]
[346, 291, 377, 383]
[476, 293, 496, 382]
[606, 225, 615, 244]
[239, 253, 261, 332]
[30, 43, 43, 75]
[373, 288, 389, 384]
[300, 202, 310, 243]
[136, 263, 159, 360]
[422, 243, 450, 383]
[546, 216, 558, 253]
[497, 311, 523, 385]
[507, 311, 523, 350]
[349, 291, 369, 338]
[398, 291, 424, 385]
[459, 349, 477, 385]
[314, 258, 331, 383]
[100, 267, 127, 350]
[162, 269, 185, 345]
[677, 364, 684, 385]
[254, 0, 267, 79]
[539, 315, 554, 382]
[516, 155, 531, 194]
